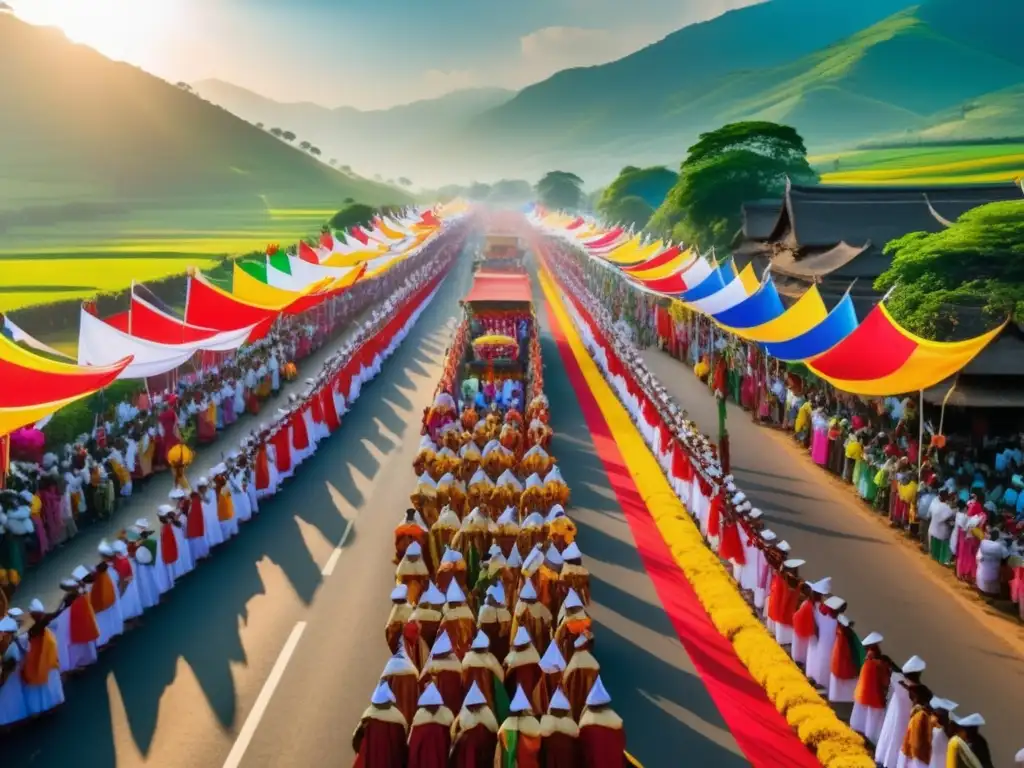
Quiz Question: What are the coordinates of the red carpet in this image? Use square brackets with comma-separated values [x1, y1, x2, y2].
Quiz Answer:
[541, 294, 820, 768]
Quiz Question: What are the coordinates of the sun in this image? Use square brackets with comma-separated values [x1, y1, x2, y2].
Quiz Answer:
[15, 0, 177, 63]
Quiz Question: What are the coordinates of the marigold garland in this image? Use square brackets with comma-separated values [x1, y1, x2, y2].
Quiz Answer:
[537, 265, 876, 768]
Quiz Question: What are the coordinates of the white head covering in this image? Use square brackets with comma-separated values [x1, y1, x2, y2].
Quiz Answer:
[390, 584, 409, 601]
[862, 632, 883, 646]
[370, 682, 396, 705]
[71, 565, 90, 582]
[381, 650, 416, 677]
[470, 630, 490, 651]
[445, 581, 466, 604]
[548, 688, 571, 713]
[930, 697, 957, 711]
[441, 547, 463, 564]
[954, 713, 985, 727]
[585, 676, 612, 707]
[405, 541, 422, 557]
[431, 630, 453, 656]
[513, 626, 532, 648]
[563, 589, 583, 611]
[539, 641, 567, 673]
[545, 544, 563, 566]
[97, 540, 115, 557]
[0, 616, 16, 632]
[811, 577, 832, 595]
[506, 545, 523, 568]
[29, 599, 45, 613]
[901, 655, 926, 674]
[422, 582, 446, 605]
[509, 685, 532, 714]
[519, 579, 538, 601]
[463, 681, 487, 708]
[418, 683, 444, 708]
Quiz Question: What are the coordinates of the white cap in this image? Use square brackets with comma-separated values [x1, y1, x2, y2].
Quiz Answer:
[168, 488, 187, 500]
[747, 508, 763, 520]
[930, 697, 957, 711]
[7, 607, 23, 618]
[97, 540, 114, 557]
[539, 641, 566, 673]
[519, 580, 537, 601]
[418, 683, 444, 707]
[862, 632, 883, 646]
[562, 541, 582, 560]
[441, 547, 462, 564]
[954, 713, 985, 727]
[422, 582, 446, 605]
[902, 655, 926, 674]
[776, 541, 791, 553]
[549, 688, 571, 712]
[487, 582, 506, 605]
[381, 650, 416, 677]
[370, 682, 396, 705]
[783, 559, 805, 569]
[513, 626, 533, 648]
[585, 676, 612, 707]
[390, 584, 408, 601]
[471, 630, 490, 651]
[506, 546, 523, 568]
[135, 518, 151, 529]
[29, 599, 45, 613]
[197, 476, 209, 486]
[0, 617, 16, 632]
[823, 595, 846, 611]
[446, 581, 466, 604]
[497, 507, 517, 525]
[811, 577, 832, 595]
[157, 504, 175, 515]
[545, 544, 563, 566]
[760, 530, 777, 543]
[509, 685, 532, 714]
[405, 541, 422, 557]
[488, 543, 503, 558]
[563, 589, 584, 611]
[574, 634, 590, 649]
[432, 630, 453, 656]
[463, 681, 487, 708]
[71, 565, 90, 581]
[1015, 747, 1024, 763]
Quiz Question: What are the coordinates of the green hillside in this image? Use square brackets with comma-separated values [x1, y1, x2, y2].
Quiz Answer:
[458, 0, 1024, 178]
[0, 14, 408, 312]
[906, 86, 1024, 142]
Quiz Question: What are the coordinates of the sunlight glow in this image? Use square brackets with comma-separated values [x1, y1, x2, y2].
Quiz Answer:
[16, 0, 179, 63]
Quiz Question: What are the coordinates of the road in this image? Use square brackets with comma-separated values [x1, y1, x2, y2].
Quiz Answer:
[641, 348, 1024, 766]
[5, 253, 756, 768]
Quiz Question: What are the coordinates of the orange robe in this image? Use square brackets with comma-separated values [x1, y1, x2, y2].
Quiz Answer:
[21, 628, 60, 685]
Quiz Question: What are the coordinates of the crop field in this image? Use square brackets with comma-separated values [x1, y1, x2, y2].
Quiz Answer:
[815, 142, 1024, 185]
[0, 202, 337, 313]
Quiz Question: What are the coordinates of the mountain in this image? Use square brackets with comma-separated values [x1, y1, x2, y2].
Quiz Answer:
[457, 0, 1024, 182]
[192, 79, 515, 185]
[907, 85, 1024, 141]
[0, 14, 405, 231]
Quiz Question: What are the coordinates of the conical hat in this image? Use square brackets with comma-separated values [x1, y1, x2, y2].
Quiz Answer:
[585, 676, 611, 707]
[509, 685, 532, 714]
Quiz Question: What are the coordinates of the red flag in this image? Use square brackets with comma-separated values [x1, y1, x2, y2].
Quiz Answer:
[297, 241, 319, 264]
[319, 231, 333, 249]
[349, 226, 369, 245]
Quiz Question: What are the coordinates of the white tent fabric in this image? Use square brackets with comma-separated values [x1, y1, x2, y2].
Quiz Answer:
[77, 309, 254, 379]
[1, 314, 76, 360]
[686, 272, 753, 315]
[266, 257, 359, 291]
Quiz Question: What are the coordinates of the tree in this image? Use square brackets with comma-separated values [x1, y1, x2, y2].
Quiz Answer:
[299, 140, 311, 151]
[487, 179, 533, 204]
[876, 200, 1024, 338]
[398, 177, 412, 187]
[270, 127, 283, 138]
[310, 147, 321, 156]
[467, 182, 492, 201]
[256, 122, 264, 130]
[175, 81, 193, 93]
[328, 203, 377, 231]
[329, 158, 337, 167]
[601, 194, 655, 230]
[374, 174, 383, 181]
[648, 121, 817, 249]
[282, 131, 296, 142]
[535, 171, 584, 211]
[341, 165, 352, 173]
[597, 166, 677, 224]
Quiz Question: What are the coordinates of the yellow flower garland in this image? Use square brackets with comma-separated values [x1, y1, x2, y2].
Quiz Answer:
[538, 268, 875, 768]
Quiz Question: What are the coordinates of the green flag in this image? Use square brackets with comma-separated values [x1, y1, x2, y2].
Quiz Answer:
[467, 543, 481, 589]
[269, 252, 292, 275]
[239, 259, 267, 283]
[492, 674, 511, 724]
[502, 727, 519, 768]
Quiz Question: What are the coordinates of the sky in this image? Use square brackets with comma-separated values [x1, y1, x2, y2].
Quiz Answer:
[12, 0, 758, 110]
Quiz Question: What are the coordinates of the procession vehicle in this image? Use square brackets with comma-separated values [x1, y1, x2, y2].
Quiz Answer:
[472, 232, 526, 273]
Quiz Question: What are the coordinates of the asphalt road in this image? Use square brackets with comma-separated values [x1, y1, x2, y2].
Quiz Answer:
[641, 348, 1024, 766]
[5, 254, 756, 768]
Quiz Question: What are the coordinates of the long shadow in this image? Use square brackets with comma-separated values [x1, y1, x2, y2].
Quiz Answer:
[733, 478, 829, 504]
[2, 259, 475, 766]
[761, 516, 886, 544]
[730, 465, 802, 483]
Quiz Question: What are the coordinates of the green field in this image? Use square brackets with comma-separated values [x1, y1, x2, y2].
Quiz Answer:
[814, 143, 1024, 184]
[0, 202, 339, 313]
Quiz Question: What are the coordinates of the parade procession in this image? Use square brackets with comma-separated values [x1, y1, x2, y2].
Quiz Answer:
[1, 207, 1019, 768]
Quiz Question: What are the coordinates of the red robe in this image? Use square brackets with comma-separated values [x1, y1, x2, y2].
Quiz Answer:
[161, 522, 179, 563]
[352, 713, 407, 768]
[310, 393, 325, 430]
[579, 720, 625, 767]
[407, 717, 451, 768]
[292, 409, 310, 452]
[269, 429, 292, 474]
[322, 388, 341, 433]
[186, 494, 206, 540]
[450, 721, 497, 768]
[542, 730, 581, 767]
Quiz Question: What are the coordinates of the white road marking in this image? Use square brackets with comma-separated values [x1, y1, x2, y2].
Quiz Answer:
[321, 516, 356, 576]
[222, 621, 307, 768]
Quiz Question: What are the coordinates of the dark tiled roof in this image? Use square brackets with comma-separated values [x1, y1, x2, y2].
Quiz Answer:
[741, 199, 782, 240]
[768, 181, 1022, 250]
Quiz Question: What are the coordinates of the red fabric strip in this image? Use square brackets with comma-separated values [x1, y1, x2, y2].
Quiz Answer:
[809, 304, 916, 380]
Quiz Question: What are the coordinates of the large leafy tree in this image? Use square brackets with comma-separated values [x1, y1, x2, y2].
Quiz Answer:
[600, 194, 655, 229]
[599, 165, 678, 211]
[328, 203, 376, 231]
[535, 171, 584, 211]
[876, 200, 1024, 338]
[487, 179, 533, 204]
[648, 121, 817, 249]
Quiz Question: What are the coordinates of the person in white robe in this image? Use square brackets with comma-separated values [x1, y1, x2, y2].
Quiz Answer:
[809, 595, 843, 689]
[975, 530, 1008, 595]
[795, 577, 830, 667]
[875, 656, 926, 768]
[232, 378, 245, 416]
[926, 697, 957, 768]
[92, 544, 125, 646]
[0, 615, 28, 726]
[111, 540, 144, 621]
[227, 455, 252, 523]
[167, 490, 195, 578]
[138, 519, 174, 596]
[54, 577, 98, 672]
[197, 478, 224, 549]
[240, 449, 259, 515]
[129, 530, 160, 610]
[21, 600, 65, 716]
[212, 465, 240, 540]
[269, 353, 281, 392]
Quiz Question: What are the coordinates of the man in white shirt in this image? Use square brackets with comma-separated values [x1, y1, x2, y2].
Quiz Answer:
[927, 490, 955, 565]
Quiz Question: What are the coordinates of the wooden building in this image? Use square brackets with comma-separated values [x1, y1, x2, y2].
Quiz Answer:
[732, 180, 1023, 318]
